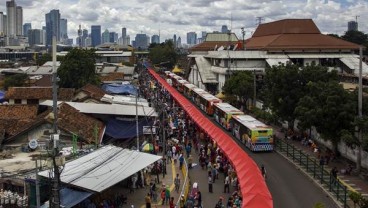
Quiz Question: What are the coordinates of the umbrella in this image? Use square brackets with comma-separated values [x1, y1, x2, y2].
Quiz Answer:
[142, 143, 154, 152]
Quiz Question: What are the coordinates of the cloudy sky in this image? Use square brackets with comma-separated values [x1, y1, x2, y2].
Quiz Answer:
[1, 0, 367, 44]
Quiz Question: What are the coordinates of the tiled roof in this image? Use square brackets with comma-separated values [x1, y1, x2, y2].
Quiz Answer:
[190, 41, 240, 52]
[246, 19, 360, 51]
[53, 103, 105, 144]
[5, 87, 75, 101]
[78, 84, 105, 100]
[99, 72, 125, 82]
[0, 105, 38, 119]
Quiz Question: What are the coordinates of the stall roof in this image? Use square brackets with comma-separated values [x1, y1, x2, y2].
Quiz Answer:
[40, 100, 157, 117]
[39, 145, 161, 192]
[147, 66, 272, 208]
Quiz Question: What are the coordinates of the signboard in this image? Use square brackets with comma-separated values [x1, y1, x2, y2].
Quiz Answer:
[143, 126, 156, 135]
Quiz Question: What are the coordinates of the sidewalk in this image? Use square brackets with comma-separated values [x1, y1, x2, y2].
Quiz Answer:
[272, 124, 368, 198]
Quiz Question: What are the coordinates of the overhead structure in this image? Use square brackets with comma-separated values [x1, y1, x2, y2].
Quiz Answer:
[146, 64, 272, 208]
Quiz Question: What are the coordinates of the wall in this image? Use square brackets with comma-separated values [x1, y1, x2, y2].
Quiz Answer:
[217, 74, 226, 92]
[7, 123, 53, 150]
[304, 58, 320, 66]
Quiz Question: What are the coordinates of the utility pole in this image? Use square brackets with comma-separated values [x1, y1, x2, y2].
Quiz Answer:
[256, 17, 265, 26]
[253, 70, 257, 108]
[357, 46, 363, 173]
[35, 159, 40, 208]
[162, 110, 166, 178]
[51, 36, 61, 208]
[136, 85, 139, 151]
[241, 27, 245, 50]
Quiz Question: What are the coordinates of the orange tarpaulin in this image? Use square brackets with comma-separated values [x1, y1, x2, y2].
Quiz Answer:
[147, 66, 273, 208]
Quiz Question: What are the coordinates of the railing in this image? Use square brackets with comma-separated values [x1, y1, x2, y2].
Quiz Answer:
[275, 138, 349, 208]
[176, 158, 190, 207]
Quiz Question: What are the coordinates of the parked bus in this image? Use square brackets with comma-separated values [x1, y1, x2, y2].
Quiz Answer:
[171, 75, 183, 88]
[183, 83, 197, 98]
[231, 115, 273, 152]
[177, 79, 189, 92]
[213, 103, 244, 130]
[196, 92, 222, 115]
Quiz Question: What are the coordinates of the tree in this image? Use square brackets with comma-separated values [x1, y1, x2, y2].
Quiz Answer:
[3, 73, 28, 90]
[57, 48, 100, 89]
[149, 40, 177, 69]
[341, 30, 368, 45]
[222, 71, 254, 109]
[36, 53, 52, 66]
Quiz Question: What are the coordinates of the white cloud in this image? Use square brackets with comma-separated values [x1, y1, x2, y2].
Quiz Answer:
[0, 0, 367, 44]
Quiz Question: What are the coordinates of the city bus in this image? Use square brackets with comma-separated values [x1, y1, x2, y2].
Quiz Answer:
[171, 75, 183, 88]
[231, 115, 274, 152]
[183, 83, 197, 98]
[213, 102, 244, 130]
[177, 79, 189, 92]
[196, 92, 222, 115]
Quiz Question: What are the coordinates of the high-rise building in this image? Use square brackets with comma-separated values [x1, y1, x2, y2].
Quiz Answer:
[82, 29, 88, 47]
[45, 9, 60, 46]
[221, 25, 229, 33]
[202, 31, 207, 40]
[6, 0, 17, 36]
[60, 18, 68, 41]
[23, 23, 31, 37]
[122, 27, 126, 38]
[134, 33, 148, 49]
[28, 29, 41, 46]
[151, 34, 159, 44]
[173, 34, 177, 48]
[85, 36, 91, 47]
[16, 6, 22, 36]
[186, 32, 197, 45]
[101, 29, 109, 44]
[0, 12, 6, 36]
[348, 21, 358, 31]
[177, 36, 182, 48]
[109, 32, 118, 43]
[91, 25, 101, 47]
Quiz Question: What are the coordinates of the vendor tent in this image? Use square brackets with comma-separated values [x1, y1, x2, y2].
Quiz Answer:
[102, 83, 138, 96]
[105, 118, 153, 139]
[60, 188, 92, 208]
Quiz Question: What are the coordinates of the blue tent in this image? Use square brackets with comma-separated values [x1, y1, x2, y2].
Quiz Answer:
[0, 90, 5, 103]
[105, 118, 153, 139]
[60, 188, 92, 208]
[102, 83, 137, 96]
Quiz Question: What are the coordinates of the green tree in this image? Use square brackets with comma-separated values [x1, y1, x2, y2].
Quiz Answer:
[222, 71, 254, 109]
[149, 40, 177, 69]
[57, 48, 100, 89]
[3, 73, 28, 90]
[36, 53, 52, 66]
[341, 30, 368, 45]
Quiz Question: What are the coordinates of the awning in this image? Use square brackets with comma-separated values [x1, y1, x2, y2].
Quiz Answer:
[265, 58, 290, 67]
[340, 57, 368, 75]
[60, 188, 92, 208]
[38, 145, 161, 192]
[105, 118, 153, 139]
[146, 63, 272, 208]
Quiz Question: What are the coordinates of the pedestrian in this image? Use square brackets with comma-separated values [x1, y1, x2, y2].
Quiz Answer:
[165, 185, 171, 205]
[145, 193, 151, 208]
[208, 173, 213, 193]
[331, 167, 338, 184]
[174, 173, 180, 193]
[188, 154, 193, 169]
[167, 149, 172, 163]
[195, 191, 202, 208]
[160, 189, 166, 205]
[224, 175, 230, 193]
[179, 153, 184, 170]
[169, 196, 175, 208]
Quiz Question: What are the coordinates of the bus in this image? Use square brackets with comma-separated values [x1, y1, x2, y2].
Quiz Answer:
[213, 103, 244, 130]
[183, 83, 197, 98]
[177, 79, 189, 92]
[196, 92, 222, 115]
[171, 75, 183, 88]
[231, 115, 273, 152]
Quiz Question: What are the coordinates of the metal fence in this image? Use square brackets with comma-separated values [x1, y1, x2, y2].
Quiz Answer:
[176, 158, 190, 207]
[275, 139, 349, 208]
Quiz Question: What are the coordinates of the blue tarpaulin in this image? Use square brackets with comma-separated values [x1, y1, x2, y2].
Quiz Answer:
[105, 118, 153, 139]
[60, 188, 92, 208]
[102, 83, 138, 96]
[0, 90, 5, 102]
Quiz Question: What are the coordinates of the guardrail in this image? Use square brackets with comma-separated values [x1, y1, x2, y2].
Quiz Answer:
[176, 158, 190, 207]
[275, 139, 349, 208]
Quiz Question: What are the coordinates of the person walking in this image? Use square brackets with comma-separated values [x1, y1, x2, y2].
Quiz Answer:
[165, 185, 171, 205]
[331, 167, 338, 185]
[174, 173, 180, 193]
[145, 193, 151, 208]
[224, 175, 230, 193]
[169, 196, 175, 208]
[208, 173, 213, 193]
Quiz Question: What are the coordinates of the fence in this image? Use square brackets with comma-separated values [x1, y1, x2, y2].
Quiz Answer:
[176, 158, 190, 207]
[275, 139, 349, 208]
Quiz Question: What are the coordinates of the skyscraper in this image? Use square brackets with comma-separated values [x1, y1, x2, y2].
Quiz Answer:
[186, 32, 197, 45]
[60, 18, 68, 41]
[134, 33, 148, 49]
[23, 23, 31, 37]
[109, 32, 118, 43]
[122, 27, 126, 38]
[173, 34, 177, 48]
[0, 12, 6, 36]
[177, 36, 182, 48]
[221, 25, 229, 33]
[45, 9, 60, 46]
[28, 29, 41, 46]
[16, 6, 22, 36]
[91, 25, 101, 47]
[6, 0, 16, 36]
[348, 21, 358, 31]
[101, 29, 109, 44]
[151, 35, 159, 44]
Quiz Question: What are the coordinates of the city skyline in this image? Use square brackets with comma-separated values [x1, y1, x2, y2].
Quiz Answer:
[0, 0, 367, 44]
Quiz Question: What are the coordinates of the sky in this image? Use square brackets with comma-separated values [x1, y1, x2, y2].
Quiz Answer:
[1, 0, 367, 44]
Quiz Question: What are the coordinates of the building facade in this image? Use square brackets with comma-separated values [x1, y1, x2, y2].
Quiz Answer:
[134, 33, 148, 49]
[60, 18, 68, 43]
[187, 32, 197, 45]
[101, 29, 110, 44]
[28, 29, 41, 46]
[151, 34, 159, 44]
[22, 23, 31, 37]
[348, 21, 358, 31]
[91, 25, 101, 47]
[45, 9, 60, 46]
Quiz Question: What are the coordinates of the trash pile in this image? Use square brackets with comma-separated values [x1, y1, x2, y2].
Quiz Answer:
[0, 189, 28, 207]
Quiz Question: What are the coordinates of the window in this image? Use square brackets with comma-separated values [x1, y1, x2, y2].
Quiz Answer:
[14, 99, 21, 104]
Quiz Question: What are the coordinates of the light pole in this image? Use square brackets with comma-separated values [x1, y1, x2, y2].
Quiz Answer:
[241, 27, 245, 50]
[253, 69, 257, 108]
[135, 79, 139, 151]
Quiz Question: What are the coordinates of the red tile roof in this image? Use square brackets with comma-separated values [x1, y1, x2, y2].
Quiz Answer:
[190, 41, 240, 52]
[0, 105, 38, 119]
[76, 84, 105, 101]
[5, 87, 75, 101]
[99, 72, 125, 82]
[246, 19, 360, 51]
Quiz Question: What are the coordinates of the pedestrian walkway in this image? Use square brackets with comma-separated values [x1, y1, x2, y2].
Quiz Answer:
[272, 124, 368, 206]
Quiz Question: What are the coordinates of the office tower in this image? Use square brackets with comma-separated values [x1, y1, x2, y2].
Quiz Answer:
[146, 35, 150, 46]
[82, 29, 88, 47]
[60, 18, 68, 41]
[16, 6, 22, 36]
[151, 34, 159, 44]
[40, 27, 46, 45]
[173, 34, 177, 48]
[134, 33, 148, 49]
[122, 27, 126, 38]
[91, 25, 101, 47]
[125, 35, 130, 46]
[85, 37, 91, 47]
[221, 25, 229, 33]
[0, 12, 6, 36]
[109, 32, 117, 43]
[28, 29, 41, 46]
[177, 36, 182, 48]
[186, 32, 197, 45]
[202, 31, 207, 40]
[6, 0, 16, 36]
[45, 9, 60, 46]
[23, 23, 31, 37]
[101, 29, 109, 43]
[348, 21, 358, 31]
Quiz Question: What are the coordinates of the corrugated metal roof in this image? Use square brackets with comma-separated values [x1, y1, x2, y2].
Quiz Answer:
[340, 57, 368, 75]
[38, 145, 162, 192]
[205, 33, 239, 42]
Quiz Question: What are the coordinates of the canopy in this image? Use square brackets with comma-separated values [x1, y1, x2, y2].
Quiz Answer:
[172, 65, 183, 73]
[60, 188, 92, 208]
[38, 145, 161, 192]
[146, 63, 273, 208]
[101, 83, 138, 96]
[215, 91, 226, 99]
[105, 118, 153, 139]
